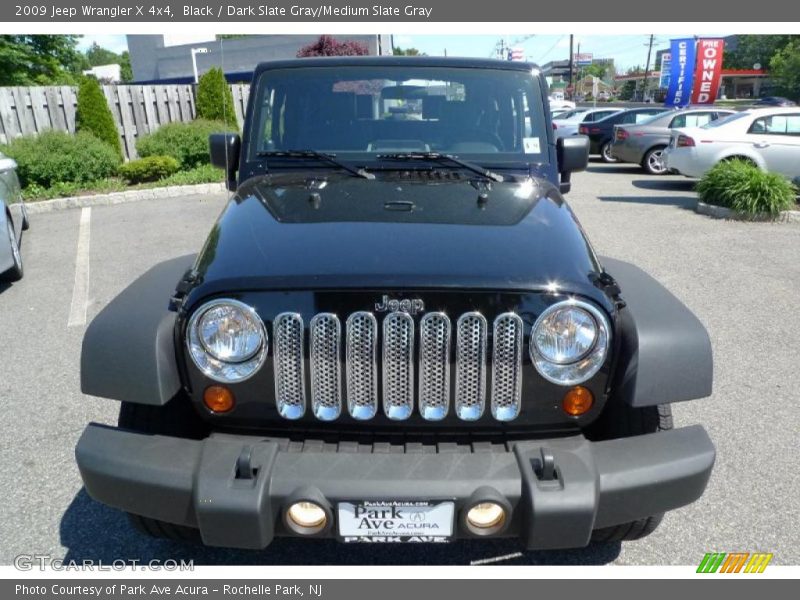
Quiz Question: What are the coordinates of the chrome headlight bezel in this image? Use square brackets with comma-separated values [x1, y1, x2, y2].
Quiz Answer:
[186, 298, 268, 383]
[530, 299, 611, 386]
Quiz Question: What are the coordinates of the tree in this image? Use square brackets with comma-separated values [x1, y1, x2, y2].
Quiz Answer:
[583, 63, 608, 80]
[76, 76, 123, 159]
[85, 42, 120, 67]
[297, 35, 369, 57]
[195, 67, 238, 128]
[0, 35, 84, 85]
[119, 51, 133, 83]
[769, 40, 800, 101]
[618, 80, 637, 101]
[724, 35, 799, 70]
[393, 47, 425, 56]
[82, 42, 133, 83]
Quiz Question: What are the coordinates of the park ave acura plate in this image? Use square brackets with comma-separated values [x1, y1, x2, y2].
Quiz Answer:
[338, 500, 454, 542]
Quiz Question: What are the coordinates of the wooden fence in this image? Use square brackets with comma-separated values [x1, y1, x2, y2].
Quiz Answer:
[0, 83, 250, 160]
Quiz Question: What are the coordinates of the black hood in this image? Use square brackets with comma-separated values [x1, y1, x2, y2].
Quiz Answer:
[185, 173, 605, 307]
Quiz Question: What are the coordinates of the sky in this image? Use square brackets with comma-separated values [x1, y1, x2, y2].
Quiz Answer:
[78, 33, 714, 71]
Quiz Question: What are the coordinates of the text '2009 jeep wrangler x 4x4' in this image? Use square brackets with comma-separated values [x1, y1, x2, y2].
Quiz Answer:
[76, 57, 715, 550]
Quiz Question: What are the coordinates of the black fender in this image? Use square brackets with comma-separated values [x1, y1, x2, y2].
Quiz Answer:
[80, 255, 195, 405]
[602, 257, 713, 407]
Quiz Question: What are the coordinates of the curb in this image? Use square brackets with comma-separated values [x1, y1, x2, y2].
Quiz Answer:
[695, 201, 800, 223]
[25, 182, 227, 214]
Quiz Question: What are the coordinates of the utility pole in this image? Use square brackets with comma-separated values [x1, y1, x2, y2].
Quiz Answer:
[576, 42, 581, 97]
[642, 34, 655, 102]
[568, 34, 574, 100]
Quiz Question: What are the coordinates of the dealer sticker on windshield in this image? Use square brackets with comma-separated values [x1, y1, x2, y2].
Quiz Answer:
[523, 137, 541, 154]
[338, 500, 454, 543]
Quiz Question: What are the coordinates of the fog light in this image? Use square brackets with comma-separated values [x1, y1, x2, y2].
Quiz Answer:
[203, 386, 235, 413]
[562, 386, 594, 416]
[466, 502, 506, 530]
[286, 501, 327, 533]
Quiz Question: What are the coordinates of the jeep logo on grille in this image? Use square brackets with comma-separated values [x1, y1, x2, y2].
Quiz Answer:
[375, 295, 425, 315]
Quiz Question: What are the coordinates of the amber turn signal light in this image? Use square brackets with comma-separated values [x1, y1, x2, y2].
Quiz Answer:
[562, 386, 594, 416]
[203, 385, 235, 413]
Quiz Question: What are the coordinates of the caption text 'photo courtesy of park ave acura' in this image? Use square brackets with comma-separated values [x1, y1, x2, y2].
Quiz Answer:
[74, 56, 716, 550]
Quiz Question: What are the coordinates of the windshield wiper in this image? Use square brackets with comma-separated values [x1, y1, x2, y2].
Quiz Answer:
[257, 150, 375, 180]
[375, 152, 505, 183]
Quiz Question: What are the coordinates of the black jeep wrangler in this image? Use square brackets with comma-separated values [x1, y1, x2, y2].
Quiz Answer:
[76, 57, 715, 550]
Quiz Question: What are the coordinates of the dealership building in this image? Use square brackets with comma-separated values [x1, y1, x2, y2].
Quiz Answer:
[126, 34, 394, 83]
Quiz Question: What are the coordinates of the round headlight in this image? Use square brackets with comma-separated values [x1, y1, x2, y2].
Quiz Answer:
[530, 300, 610, 386]
[187, 299, 267, 383]
[198, 304, 263, 362]
[534, 304, 597, 364]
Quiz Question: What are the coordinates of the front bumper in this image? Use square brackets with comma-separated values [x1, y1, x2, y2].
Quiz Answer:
[76, 423, 715, 550]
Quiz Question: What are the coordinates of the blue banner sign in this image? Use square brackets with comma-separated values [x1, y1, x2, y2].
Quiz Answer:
[664, 38, 696, 107]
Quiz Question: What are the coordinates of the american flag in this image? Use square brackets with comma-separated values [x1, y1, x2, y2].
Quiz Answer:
[508, 48, 525, 61]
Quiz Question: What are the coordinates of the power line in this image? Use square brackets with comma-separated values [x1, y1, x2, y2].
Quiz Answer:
[538, 35, 566, 62]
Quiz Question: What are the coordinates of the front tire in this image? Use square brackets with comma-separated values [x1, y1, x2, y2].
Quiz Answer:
[600, 141, 619, 163]
[2, 218, 23, 282]
[117, 397, 207, 543]
[21, 203, 30, 231]
[588, 403, 673, 542]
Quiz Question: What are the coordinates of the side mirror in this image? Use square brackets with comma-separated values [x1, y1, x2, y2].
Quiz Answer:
[556, 136, 589, 194]
[0, 158, 17, 174]
[209, 133, 241, 191]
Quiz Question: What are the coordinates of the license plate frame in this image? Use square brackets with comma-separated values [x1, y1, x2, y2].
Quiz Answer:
[337, 500, 455, 543]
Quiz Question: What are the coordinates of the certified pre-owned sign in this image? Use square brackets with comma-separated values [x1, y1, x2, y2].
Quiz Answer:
[338, 500, 454, 543]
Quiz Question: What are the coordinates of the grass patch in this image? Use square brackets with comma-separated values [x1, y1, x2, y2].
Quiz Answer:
[23, 165, 224, 202]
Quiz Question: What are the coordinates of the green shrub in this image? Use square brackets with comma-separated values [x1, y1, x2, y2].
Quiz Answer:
[1, 130, 121, 188]
[118, 155, 180, 183]
[195, 67, 238, 128]
[22, 178, 126, 201]
[76, 76, 123, 159]
[159, 164, 224, 186]
[696, 159, 796, 217]
[136, 120, 228, 170]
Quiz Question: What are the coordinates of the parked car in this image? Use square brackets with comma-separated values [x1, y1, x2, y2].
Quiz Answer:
[597, 91, 612, 101]
[553, 107, 625, 139]
[610, 108, 736, 174]
[579, 107, 673, 162]
[753, 96, 797, 107]
[76, 56, 714, 551]
[550, 108, 571, 119]
[0, 152, 28, 283]
[663, 107, 800, 179]
[549, 98, 576, 111]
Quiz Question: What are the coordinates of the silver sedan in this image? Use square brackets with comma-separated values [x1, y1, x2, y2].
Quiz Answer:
[0, 152, 29, 282]
[610, 108, 736, 174]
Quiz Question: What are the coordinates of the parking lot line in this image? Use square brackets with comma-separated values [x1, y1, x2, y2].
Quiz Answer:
[67, 207, 91, 328]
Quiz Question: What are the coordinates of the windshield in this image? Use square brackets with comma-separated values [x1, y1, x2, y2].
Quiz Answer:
[248, 65, 549, 165]
[554, 109, 589, 121]
[702, 112, 749, 128]
[637, 112, 667, 126]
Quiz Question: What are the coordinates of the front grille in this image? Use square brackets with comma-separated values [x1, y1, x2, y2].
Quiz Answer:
[382, 312, 415, 420]
[418, 313, 451, 421]
[273, 310, 524, 422]
[309, 314, 342, 421]
[345, 312, 379, 420]
[454, 312, 488, 421]
[491, 313, 524, 421]
[273, 313, 306, 420]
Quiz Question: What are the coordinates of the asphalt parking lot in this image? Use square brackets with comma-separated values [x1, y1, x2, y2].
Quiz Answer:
[1, 162, 798, 566]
